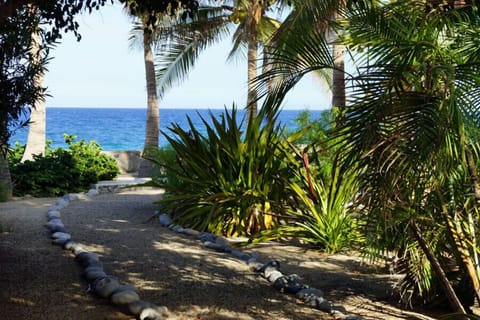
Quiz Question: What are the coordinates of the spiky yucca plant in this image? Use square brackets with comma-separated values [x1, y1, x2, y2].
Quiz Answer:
[150, 106, 300, 237]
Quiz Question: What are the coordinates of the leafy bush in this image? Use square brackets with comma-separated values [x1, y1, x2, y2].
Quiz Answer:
[7, 142, 25, 166]
[287, 109, 333, 145]
[252, 151, 363, 253]
[149, 106, 302, 237]
[9, 134, 119, 197]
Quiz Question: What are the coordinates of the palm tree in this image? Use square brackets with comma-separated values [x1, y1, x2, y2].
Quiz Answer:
[253, 0, 480, 313]
[0, 7, 45, 200]
[22, 5, 46, 162]
[336, 0, 480, 313]
[253, 0, 348, 117]
[125, 4, 185, 176]
[153, 1, 282, 124]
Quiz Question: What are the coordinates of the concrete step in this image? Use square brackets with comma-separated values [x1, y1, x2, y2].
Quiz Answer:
[90, 175, 153, 194]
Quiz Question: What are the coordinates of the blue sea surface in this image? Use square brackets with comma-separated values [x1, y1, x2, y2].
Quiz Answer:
[9, 107, 324, 151]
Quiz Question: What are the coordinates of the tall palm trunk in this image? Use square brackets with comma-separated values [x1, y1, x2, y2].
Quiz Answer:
[138, 29, 159, 177]
[0, 118, 12, 201]
[408, 218, 467, 315]
[22, 16, 46, 162]
[332, 42, 345, 120]
[332, 6, 345, 125]
[245, 0, 263, 124]
[246, 37, 258, 124]
[143, 30, 159, 149]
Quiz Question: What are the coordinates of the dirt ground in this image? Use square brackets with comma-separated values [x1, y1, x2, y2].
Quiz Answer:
[0, 189, 446, 319]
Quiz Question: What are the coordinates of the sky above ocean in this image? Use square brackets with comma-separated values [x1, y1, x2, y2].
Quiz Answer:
[44, 3, 331, 110]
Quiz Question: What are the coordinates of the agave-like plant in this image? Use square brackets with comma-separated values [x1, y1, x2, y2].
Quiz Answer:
[251, 146, 362, 253]
[149, 105, 301, 237]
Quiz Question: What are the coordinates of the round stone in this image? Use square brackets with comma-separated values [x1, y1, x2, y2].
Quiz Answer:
[139, 306, 169, 320]
[52, 237, 70, 246]
[111, 284, 138, 294]
[51, 232, 71, 240]
[49, 225, 67, 233]
[110, 290, 140, 305]
[128, 300, 155, 315]
[84, 269, 107, 282]
[47, 210, 61, 219]
[94, 277, 120, 298]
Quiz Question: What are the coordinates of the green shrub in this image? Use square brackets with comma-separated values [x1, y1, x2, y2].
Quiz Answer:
[149, 106, 302, 237]
[7, 142, 25, 167]
[252, 152, 363, 253]
[10, 134, 119, 197]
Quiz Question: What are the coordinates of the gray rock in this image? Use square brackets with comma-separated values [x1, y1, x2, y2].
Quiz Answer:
[273, 274, 306, 294]
[47, 210, 61, 219]
[46, 220, 64, 229]
[55, 198, 69, 208]
[86, 189, 99, 197]
[296, 288, 324, 300]
[110, 290, 140, 305]
[158, 214, 173, 227]
[111, 284, 138, 294]
[84, 258, 104, 269]
[172, 225, 184, 233]
[52, 237, 71, 246]
[139, 306, 169, 320]
[128, 300, 155, 315]
[48, 204, 63, 211]
[315, 297, 333, 313]
[215, 236, 229, 247]
[203, 241, 229, 252]
[48, 225, 67, 233]
[75, 252, 100, 267]
[93, 277, 120, 298]
[230, 249, 251, 261]
[63, 193, 83, 201]
[182, 228, 200, 237]
[197, 232, 217, 243]
[255, 260, 280, 273]
[51, 232, 71, 240]
[84, 268, 107, 282]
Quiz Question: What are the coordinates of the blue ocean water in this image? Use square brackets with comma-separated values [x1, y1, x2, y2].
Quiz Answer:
[9, 107, 323, 151]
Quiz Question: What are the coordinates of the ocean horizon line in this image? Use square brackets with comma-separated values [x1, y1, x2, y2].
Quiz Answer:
[45, 106, 329, 111]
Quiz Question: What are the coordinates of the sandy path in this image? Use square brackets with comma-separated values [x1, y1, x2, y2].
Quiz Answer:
[0, 190, 439, 320]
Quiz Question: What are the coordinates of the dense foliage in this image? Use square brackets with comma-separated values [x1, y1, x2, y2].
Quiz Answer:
[9, 135, 119, 197]
[147, 106, 361, 253]
[150, 106, 299, 237]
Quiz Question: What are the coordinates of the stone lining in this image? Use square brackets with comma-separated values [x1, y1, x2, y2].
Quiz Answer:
[157, 213, 363, 320]
[45, 192, 168, 320]
[45, 190, 363, 320]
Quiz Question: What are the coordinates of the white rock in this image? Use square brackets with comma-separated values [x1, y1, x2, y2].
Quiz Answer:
[139, 306, 169, 320]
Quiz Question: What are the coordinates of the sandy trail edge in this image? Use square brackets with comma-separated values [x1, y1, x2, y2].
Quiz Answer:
[0, 190, 439, 320]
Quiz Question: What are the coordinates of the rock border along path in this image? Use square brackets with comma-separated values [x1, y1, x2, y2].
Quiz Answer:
[45, 188, 363, 320]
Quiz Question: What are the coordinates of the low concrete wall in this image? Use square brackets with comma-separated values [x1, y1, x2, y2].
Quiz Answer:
[103, 150, 142, 174]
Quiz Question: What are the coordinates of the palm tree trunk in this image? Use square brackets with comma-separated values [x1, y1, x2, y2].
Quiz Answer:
[332, 43, 345, 109]
[0, 133, 12, 201]
[246, 30, 258, 124]
[143, 30, 159, 150]
[22, 20, 45, 162]
[441, 200, 480, 305]
[332, 7, 346, 125]
[408, 218, 467, 315]
[139, 29, 159, 177]
[246, 0, 262, 125]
